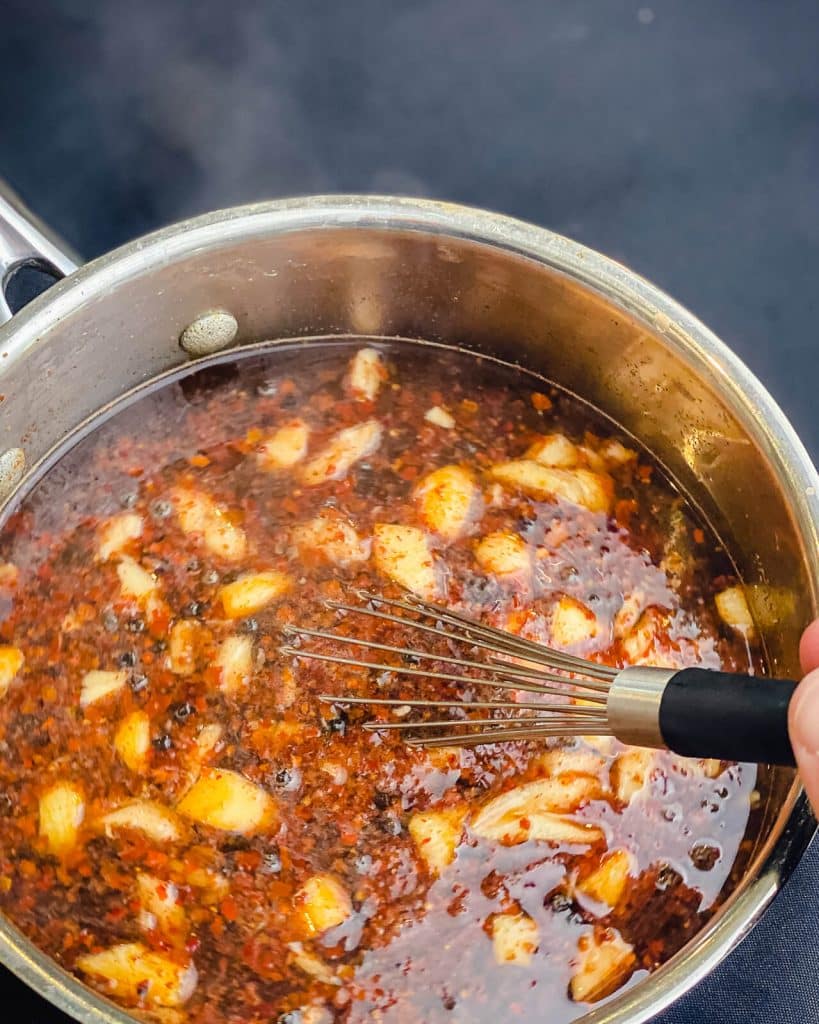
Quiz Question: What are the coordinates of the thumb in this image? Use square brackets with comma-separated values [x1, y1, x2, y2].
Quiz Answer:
[788, 667, 819, 813]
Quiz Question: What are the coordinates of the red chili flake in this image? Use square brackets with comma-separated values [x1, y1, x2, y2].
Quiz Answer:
[220, 896, 239, 922]
[145, 850, 169, 870]
[235, 850, 261, 872]
[614, 499, 639, 528]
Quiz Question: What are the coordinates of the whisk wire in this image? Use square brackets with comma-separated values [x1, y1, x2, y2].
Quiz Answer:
[284, 590, 619, 747]
[346, 591, 617, 682]
[283, 623, 610, 694]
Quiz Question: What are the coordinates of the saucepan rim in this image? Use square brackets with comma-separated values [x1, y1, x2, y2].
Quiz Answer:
[0, 194, 815, 1024]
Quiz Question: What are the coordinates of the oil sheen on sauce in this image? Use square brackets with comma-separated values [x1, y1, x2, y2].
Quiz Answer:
[0, 341, 757, 1024]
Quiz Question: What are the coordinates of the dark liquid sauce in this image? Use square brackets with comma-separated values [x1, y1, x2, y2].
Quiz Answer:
[0, 341, 758, 1023]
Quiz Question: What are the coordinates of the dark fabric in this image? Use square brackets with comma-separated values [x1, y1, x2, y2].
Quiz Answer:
[661, 836, 819, 1024]
[0, 2, 818, 1021]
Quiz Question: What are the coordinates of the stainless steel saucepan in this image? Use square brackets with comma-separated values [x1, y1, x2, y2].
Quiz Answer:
[0, 186, 815, 1024]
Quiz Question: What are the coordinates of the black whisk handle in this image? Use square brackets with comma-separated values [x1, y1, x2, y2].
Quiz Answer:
[658, 668, 798, 766]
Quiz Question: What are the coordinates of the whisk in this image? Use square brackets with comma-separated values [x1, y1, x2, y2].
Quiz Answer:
[281, 590, 797, 766]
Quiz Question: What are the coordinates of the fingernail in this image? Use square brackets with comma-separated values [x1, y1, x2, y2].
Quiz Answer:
[788, 668, 819, 758]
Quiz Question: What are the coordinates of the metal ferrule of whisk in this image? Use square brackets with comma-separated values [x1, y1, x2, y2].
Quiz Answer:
[606, 665, 676, 749]
[281, 590, 798, 767]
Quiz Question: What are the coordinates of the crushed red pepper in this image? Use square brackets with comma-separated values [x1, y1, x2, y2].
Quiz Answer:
[0, 341, 758, 1024]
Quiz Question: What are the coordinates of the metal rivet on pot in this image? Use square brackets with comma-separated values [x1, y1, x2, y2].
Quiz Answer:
[0, 448, 25, 502]
[179, 310, 239, 357]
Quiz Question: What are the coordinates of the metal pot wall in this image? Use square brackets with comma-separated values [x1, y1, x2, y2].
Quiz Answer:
[0, 187, 815, 1024]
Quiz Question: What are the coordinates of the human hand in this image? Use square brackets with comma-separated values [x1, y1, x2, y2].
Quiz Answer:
[788, 620, 819, 812]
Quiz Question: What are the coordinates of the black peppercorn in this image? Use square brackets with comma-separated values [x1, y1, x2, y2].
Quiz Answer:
[170, 701, 196, 722]
[129, 675, 149, 694]
[323, 708, 348, 734]
[689, 843, 720, 871]
[262, 849, 282, 874]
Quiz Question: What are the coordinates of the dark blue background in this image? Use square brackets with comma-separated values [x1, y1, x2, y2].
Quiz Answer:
[2, 1, 818, 1021]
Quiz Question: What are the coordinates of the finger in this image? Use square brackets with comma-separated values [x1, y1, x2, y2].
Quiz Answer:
[799, 619, 819, 674]
[788, 667, 819, 811]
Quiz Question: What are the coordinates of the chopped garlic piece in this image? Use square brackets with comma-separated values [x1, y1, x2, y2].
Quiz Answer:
[39, 781, 85, 857]
[577, 849, 635, 909]
[168, 620, 206, 676]
[578, 445, 606, 472]
[621, 608, 667, 662]
[300, 420, 382, 486]
[171, 488, 247, 562]
[0, 563, 18, 588]
[525, 433, 579, 468]
[414, 465, 481, 543]
[347, 347, 387, 402]
[715, 586, 757, 640]
[114, 711, 151, 773]
[80, 669, 128, 708]
[257, 419, 310, 471]
[218, 571, 292, 619]
[471, 778, 602, 846]
[535, 746, 606, 780]
[424, 406, 455, 429]
[138, 874, 186, 942]
[570, 929, 636, 1003]
[550, 596, 598, 648]
[0, 645, 23, 697]
[215, 635, 254, 693]
[292, 512, 370, 566]
[77, 943, 197, 1008]
[492, 912, 539, 966]
[474, 531, 529, 576]
[194, 724, 223, 760]
[489, 461, 613, 514]
[100, 801, 183, 842]
[373, 524, 438, 599]
[97, 514, 143, 562]
[116, 557, 157, 601]
[599, 439, 637, 466]
[610, 749, 655, 804]
[408, 806, 466, 876]
[613, 592, 645, 639]
[296, 874, 353, 934]
[177, 769, 276, 834]
[288, 943, 339, 986]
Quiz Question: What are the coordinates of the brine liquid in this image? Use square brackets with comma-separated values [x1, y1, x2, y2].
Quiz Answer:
[0, 340, 757, 1024]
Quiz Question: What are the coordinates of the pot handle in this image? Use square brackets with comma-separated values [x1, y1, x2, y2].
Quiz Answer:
[0, 182, 81, 326]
